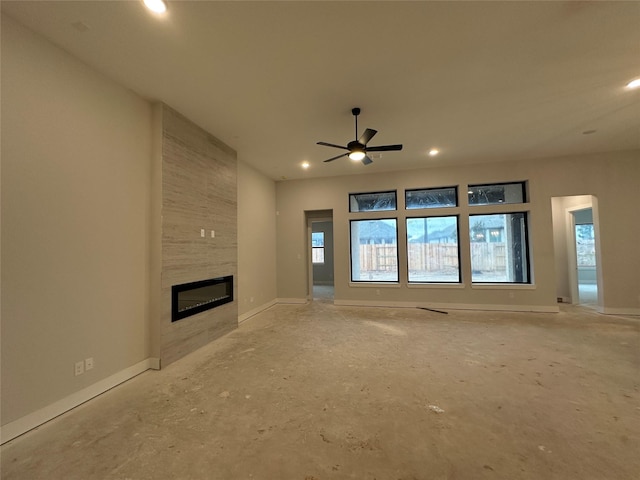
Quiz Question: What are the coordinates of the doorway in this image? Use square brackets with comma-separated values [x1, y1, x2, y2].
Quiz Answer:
[572, 208, 598, 306]
[551, 195, 601, 308]
[305, 211, 334, 303]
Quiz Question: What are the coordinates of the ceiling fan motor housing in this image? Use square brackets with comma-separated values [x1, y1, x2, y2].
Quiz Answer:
[348, 140, 365, 151]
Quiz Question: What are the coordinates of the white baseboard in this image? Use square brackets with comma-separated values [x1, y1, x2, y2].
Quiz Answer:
[238, 299, 277, 324]
[1, 357, 160, 445]
[275, 298, 308, 305]
[598, 306, 640, 316]
[238, 298, 311, 324]
[334, 299, 560, 313]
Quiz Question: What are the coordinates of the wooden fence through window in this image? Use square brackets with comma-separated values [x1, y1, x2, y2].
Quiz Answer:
[358, 243, 507, 273]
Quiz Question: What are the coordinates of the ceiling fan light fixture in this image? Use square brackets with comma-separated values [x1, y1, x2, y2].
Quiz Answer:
[143, 0, 167, 14]
[349, 150, 366, 161]
[318, 108, 402, 165]
[625, 78, 640, 90]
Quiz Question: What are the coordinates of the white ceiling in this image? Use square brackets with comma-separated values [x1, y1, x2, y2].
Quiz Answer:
[3, 1, 639, 181]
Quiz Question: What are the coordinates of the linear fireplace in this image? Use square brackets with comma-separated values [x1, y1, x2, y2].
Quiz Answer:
[172, 276, 234, 322]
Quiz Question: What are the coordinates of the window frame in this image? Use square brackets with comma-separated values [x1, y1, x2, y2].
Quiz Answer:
[349, 217, 399, 283]
[406, 215, 461, 284]
[468, 211, 531, 284]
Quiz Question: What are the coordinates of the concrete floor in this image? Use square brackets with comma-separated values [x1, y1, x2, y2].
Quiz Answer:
[2, 296, 639, 480]
[578, 284, 598, 306]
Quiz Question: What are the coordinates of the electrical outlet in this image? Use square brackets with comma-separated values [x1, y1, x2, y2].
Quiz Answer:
[85, 357, 94, 371]
[75, 361, 84, 376]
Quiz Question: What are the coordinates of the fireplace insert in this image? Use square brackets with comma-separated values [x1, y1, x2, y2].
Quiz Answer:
[171, 276, 233, 322]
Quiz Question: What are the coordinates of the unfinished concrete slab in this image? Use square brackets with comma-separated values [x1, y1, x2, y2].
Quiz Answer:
[2, 301, 638, 479]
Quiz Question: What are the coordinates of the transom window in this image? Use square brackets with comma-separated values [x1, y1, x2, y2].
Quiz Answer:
[468, 182, 526, 205]
[406, 186, 458, 209]
[349, 191, 397, 212]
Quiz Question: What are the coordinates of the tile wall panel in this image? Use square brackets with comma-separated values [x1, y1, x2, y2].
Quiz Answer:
[160, 105, 238, 366]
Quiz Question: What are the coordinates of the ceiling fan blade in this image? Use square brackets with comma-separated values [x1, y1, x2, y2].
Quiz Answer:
[361, 156, 373, 165]
[358, 128, 377, 145]
[323, 152, 349, 163]
[366, 144, 403, 152]
[317, 141, 349, 150]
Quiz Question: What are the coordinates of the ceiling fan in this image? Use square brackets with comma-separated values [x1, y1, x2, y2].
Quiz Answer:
[317, 108, 403, 165]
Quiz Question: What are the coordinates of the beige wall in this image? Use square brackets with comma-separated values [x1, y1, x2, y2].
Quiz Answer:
[1, 15, 278, 436]
[1, 16, 152, 424]
[1, 16, 272, 434]
[276, 151, 640, 313]
[538, 154, 639, 312]
[237, 162, 277, 318]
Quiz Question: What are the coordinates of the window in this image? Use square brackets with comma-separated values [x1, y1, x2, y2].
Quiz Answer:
[576, 224, 595, 267]
[349, 191, 397, 212]
[406, 186, 458, 209]
[469, 213, 530, 283]
[468, 182, 526, 205]
[350, 219, 398, 282]
[406, 216, 460, 283]
[312, 232, 325, 264]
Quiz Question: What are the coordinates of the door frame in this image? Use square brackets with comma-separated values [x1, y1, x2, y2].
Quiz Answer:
[305, 210, 334, 301]
[565, 200, 600, 307]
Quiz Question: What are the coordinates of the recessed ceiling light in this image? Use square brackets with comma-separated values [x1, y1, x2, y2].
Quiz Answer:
[143, 0, 167, 14]
[625, 78, 640, 90]
[301, 161, 310, 169]
[428, 148, 440, 156]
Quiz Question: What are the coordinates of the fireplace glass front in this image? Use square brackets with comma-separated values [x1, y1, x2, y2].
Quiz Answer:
[172, 276, 233, 322]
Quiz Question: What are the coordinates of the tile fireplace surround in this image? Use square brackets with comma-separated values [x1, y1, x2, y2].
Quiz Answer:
[158, 104, 238, 366]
